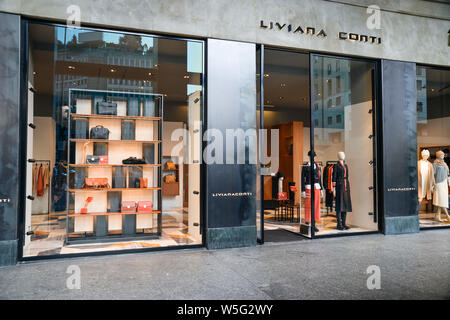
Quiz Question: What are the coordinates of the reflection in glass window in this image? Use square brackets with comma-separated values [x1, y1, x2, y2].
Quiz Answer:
[416, 66, 450, 228]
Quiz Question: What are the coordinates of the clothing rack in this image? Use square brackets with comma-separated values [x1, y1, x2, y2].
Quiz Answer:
[33, 160, 51, 215]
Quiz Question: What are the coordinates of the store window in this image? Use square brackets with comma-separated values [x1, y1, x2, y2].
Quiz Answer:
[311, 56, 377, 235]
[416, 66, 450, 228]
[23, 22, 204, 257]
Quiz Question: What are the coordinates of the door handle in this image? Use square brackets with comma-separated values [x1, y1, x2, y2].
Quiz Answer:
[193, 222, 199, 227]
[26, 231, 34, 236]
[193, 191, 199, 195]
[27, 195, 35, 201]
[368, 186, 374, 191]
[28, 123, 36, 129]
[369, 160, 374, 166]
[368, 135, 374, 139]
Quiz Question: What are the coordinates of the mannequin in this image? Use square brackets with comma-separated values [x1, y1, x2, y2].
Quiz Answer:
[301, 151, 322, 232]
[417, 149, 434, 203]
[433, 150, 450, 222]
[332, 151, 352, 230]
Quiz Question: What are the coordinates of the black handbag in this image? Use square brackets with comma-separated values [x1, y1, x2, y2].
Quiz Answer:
[97, 101, 117, 115]
[122, 157, 146, 165]
[86, 155, 100, 164]
[90, 125, 110, 139]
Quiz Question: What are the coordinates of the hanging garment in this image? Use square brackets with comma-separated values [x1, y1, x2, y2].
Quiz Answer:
[43, 164, 51, 191]
[332, 161, 352, 213]
[32, 164, 38, 195]
[418, 160, 434, 201]
[36, 165, 44, 197]
[323, 164, 335, 209]
[305, 188, 320, 223]
[433, 161, 449, 208]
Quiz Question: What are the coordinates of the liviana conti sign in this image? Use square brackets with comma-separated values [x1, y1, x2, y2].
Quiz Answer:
[259, 20, 381, 44]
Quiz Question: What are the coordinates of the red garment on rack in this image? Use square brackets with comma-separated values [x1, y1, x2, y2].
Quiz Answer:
[36, 165, 44, 197]
[305, 188, 320, 223]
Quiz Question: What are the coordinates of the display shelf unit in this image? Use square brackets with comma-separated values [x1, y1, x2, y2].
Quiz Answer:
[66, 89, 163, 244]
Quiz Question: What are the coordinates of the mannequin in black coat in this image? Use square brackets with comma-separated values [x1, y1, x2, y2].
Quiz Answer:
[332, 152, 352, 230]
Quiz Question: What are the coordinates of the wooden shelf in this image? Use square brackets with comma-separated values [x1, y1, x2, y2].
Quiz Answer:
[69, 187, 161, 192]
[70, 164, 161, 168]
[68, 210, 161, 217]
[71, 113, 161, 121]
[70, 139, 161, 143]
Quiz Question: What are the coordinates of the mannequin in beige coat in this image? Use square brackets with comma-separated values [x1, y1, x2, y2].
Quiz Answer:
[418, 149, 434, 202]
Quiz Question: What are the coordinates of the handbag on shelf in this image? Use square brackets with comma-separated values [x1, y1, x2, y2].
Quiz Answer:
[121, 201, 137, 213]
[164, 174, 176, 183]
[84, 177, 110, 189]
[96, 101, 117, 115]
[139, 177, 148, 188]
[86, 155, 100, 164]
[98, 155, 108, 164]
[277, 192, 287, 200]
[122, 157, 146, 165]
[90, 125, 110, 139]
[137, 201, 152, 213]
[165, 161, 176, 170]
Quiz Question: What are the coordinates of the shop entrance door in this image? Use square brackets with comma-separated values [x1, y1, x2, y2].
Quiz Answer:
[308, 54, 378, 237]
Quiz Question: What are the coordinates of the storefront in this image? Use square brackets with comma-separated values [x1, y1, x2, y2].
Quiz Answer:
[0, 0, 448, 265]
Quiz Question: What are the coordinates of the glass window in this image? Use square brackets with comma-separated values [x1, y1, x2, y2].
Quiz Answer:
[312, 56, 377, 235]
[416, 66, 450, 228]
[23, 23, 204, 257]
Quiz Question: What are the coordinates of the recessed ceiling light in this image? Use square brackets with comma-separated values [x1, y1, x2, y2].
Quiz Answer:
[110, 69, 116, 72]
[154, 64, 159, 67]
[264, 74, 269, 78]
[148, 72, 152, 76]
[33, 71, 37, 75]
[184, 75, 190, 79]
[164, 94, 168, 97]
[68, 66, 75, 70]
[281, 83, 286, 87]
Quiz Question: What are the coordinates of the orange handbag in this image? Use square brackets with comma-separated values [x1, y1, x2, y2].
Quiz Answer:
[139, 177, 148, 188]
[84, 178, 109, 189]
[137, 201, 152, 213]
[164, 174, 176, 183]
[165, 161, 176, 170]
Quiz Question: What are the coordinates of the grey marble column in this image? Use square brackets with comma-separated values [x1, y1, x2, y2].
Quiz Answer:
[381, 59, 419, 235]
[0, 12, 21, 266]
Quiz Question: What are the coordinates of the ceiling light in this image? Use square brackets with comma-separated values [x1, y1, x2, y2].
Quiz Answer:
[184, 75, 190, 79]
[264, 74, 269, 78]
[33, 71, 37, 75]
[281, 83, 286, 87]
[110, 69, 116, 72]
[68, 66, 75, 70]
[154, 64, 159, 67]
[148, 72, 152, 76]
[164, 94, 168, 97]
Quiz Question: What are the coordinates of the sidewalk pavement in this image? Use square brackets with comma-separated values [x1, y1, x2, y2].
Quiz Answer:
[0, 229, 449, 300]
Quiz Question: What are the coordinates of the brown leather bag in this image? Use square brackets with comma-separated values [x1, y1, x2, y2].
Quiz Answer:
[84, 177, 109, 189]
[164, 174, 176, 183]
[165, 161, 176, 170]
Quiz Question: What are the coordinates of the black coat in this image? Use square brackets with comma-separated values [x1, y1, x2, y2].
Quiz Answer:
[332, 161, 352, 213]
[301, 163, 323, 191]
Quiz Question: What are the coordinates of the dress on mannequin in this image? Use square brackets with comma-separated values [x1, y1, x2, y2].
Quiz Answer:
[433, 161, 449, 208]
[417, 159, 434, 201]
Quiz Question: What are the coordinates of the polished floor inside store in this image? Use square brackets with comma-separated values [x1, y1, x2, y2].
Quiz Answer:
[24, 208, 199, 257]
[263, 207, 374, 238]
